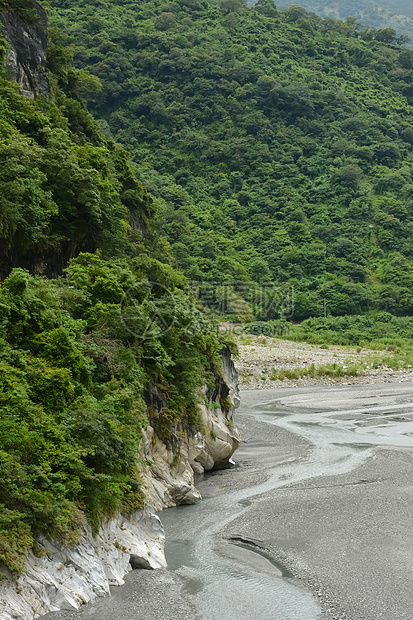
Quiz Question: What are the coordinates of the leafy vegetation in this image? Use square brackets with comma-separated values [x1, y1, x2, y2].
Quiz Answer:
[0, 256, 227, 572]
[0, 12, 156, 278]
[284, 312, 413, 348]
[269, 361, 362, 381]
[290, 0, 413, 48]
[47, 0, 413, 319]
[4, 0, 413, 576]
[0, 3, 229, 573]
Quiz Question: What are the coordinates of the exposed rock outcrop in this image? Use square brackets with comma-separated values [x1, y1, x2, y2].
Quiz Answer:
[0, 350, 240, 620]
[0, 508, 165, 620]
[1, 2, 49, 98]
[140, 348, 240, 510]
[0, 6, 240, 620]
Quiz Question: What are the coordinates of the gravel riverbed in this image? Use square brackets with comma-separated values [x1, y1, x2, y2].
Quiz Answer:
[46, 381, 413, 620]
[234, 334, 413, 389]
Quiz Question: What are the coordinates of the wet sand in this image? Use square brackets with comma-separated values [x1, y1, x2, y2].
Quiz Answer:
[232, 385, 413, 620]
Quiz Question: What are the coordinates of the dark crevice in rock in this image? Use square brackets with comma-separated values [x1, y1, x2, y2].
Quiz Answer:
[226, 535, 266, 549]
[129, 554, 153, 570]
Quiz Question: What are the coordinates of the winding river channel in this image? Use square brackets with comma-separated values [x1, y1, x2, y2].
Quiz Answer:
[48, 383, 413, 620]
[161, 383, 413, 620]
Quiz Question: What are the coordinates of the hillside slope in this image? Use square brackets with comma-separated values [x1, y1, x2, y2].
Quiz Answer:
[284, 0, 413, 46]
[0, 1, 238, 598]
[49, 0, 413, 318]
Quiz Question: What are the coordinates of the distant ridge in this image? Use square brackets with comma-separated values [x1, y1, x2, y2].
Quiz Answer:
[280, 0, 413, 46]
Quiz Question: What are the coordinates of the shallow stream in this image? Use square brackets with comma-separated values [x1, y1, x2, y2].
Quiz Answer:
[45, 385, 413, 620]
[160, 390, 413, 620]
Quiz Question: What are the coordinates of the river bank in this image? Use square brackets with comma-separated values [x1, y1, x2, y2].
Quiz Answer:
[234, 333, 412, 389]
[45, 401, 320, 620]
[45, 382, 413, 620]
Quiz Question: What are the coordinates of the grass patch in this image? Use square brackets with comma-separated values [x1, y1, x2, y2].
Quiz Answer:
[270, 361, 365, 381]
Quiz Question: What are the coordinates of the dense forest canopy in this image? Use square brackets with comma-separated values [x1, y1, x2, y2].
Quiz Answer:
[0, 1, 231, 573]
[3, 0, 413, 580]
[0, 23, 157, 277]
[48, 0, 413, 319]
[285, 0, 413, 46]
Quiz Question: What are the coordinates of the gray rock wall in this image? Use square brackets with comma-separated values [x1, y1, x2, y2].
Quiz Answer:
[0, 508, 165, 620]
[140, 349, 240, 510]
[1, 2, 50, 98]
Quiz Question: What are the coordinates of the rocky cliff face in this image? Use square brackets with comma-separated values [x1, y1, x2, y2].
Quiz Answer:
[0, 9, 240, 619]
[0, 508, 165, 620]
[1, 2, 49, 97]
[0, 350, 240, 620]
[140, 348, 240, 510]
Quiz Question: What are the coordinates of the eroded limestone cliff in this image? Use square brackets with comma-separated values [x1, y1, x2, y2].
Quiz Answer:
[0, 1, 49, 97]
[140, 348, 240, 510]
[0, 6, 240, 618]
[0, 350, 240, 619]
[0, 509, 165, 620]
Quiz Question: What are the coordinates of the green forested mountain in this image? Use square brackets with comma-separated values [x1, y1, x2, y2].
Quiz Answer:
[3, 0, 413, 580]
[285, 0, 413, 45]
[0, 1, 229, 573]
[0, 6, 157, 277]
[49, 0, 413, 318]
